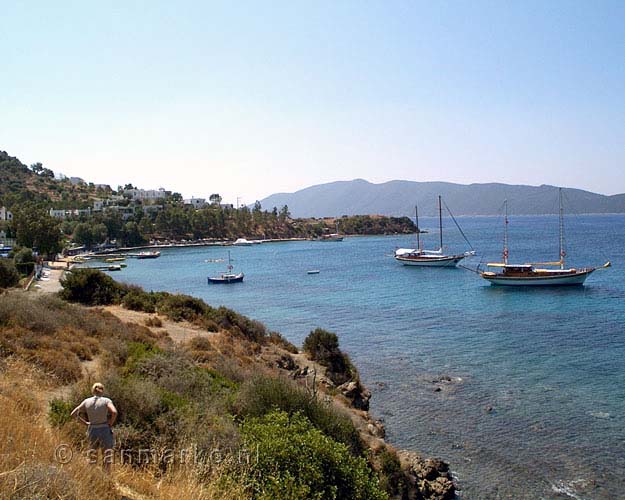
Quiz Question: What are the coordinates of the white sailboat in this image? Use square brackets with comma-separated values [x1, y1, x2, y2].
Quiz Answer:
[480, 189, 610, 286]
[394, 196, 474, 267]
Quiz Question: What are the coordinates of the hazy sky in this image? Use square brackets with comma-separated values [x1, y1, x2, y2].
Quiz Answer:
[2, 1, 624, 204]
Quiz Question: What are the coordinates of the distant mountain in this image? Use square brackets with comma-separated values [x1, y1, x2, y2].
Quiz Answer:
[259, 179, 625, 217]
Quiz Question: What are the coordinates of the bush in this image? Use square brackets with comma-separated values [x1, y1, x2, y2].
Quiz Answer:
[378, 449, 410, 498]
[157, 293, 209, 322]
[303, 328, 357, 385]
[13, 247, 35, 276]
[122, 289, 156, 313]
[240, 410, 386, 500]
[60, 268, 122, 305]
[48, 398, 75, 427]
[0, 258, 19, 289]
[144, 316, 162, 327]
[30, 349, 82, 383]
[235, 375, 363, 456]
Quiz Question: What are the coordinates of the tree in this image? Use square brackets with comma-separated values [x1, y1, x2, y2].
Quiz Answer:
[279, 205, 290, 222]
[30, 162, 43, 174]
[0, 258, 20, 289]
[73, 223, 94, 247]
[120, 221, 146, 247]
[13, 247, 35, 276]
[209, 193, 222, 205]
[12, 204, 62, 256]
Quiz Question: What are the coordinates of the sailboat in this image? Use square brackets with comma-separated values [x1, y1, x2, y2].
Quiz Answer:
[207, 251, 244, 284]
[480, 189, 610, 286]
[394, 196, 475, 267]
[318, 220, 343, 241]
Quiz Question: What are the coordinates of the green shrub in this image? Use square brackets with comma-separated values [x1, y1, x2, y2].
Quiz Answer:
[60, 268, 122, 305]
[13, 247, 35, 276]
[122, 341, 162, 375]
[214, 306, 267, 343]
[303, 328, 340, 361]
[235, 375, 363, 456]
[122, 288, 156, 313]
[378, 449, 409, 498]
[157, 293, 209, 322]
[240, 410, 387, 500]
[48, 398, 74, 427]
[303, 328, 357, 385]
[0, 258, 19, 289]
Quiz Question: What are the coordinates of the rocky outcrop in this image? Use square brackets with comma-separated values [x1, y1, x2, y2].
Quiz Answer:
[399, 452, 456, 500]
[338, 380, 372, 411]
[260, 344, 456, 500]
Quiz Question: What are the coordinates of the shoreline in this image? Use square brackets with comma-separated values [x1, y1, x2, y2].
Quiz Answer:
[31, 262, 456, 499]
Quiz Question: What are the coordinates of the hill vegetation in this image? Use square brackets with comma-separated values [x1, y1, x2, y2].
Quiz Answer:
[0, 271, 455, 499]
[260, 179, 625, 217]
[0, 151, 415, 254]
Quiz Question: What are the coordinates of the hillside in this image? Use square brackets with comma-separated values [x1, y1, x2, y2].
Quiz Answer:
[260, 179, 625, 217]
[0, 272, 455, 499]
[0, 150, 111, 209]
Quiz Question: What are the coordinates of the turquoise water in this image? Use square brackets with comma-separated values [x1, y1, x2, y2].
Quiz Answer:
[114, 214, 625, 499]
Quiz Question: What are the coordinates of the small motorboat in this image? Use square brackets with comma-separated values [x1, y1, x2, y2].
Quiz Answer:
[134, 251, 161, 259]
[307, 270, 320, 275]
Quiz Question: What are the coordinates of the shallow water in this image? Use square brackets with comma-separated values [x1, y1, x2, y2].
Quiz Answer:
[114, 214, 625, 499]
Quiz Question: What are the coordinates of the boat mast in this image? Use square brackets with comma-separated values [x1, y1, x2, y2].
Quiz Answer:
[503, 200, 509, 265]
[438, 195, 443, 251]
[559, 188, 565, 269]
[227, 250, 233, 272]
[415, 205, 421, 251]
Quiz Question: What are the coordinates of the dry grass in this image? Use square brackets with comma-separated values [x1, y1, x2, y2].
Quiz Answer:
[0, 359, 116, 499]
[0, 359, 247, 500]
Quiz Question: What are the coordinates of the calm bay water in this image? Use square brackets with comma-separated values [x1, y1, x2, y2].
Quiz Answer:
[114, 214, 625, 499]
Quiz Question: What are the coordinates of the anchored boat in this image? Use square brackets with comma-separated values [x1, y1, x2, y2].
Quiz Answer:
[480, 189, 610, 286]
[395, 196, 474, 267]
[208, 251, 244, 284]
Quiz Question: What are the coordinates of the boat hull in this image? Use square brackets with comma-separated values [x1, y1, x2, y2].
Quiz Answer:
[208, 273, 244, 284]
[395, 254, 466, 267]
[481, 270, 593, 286]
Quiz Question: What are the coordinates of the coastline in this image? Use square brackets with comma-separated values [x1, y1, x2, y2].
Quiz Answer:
[30, 263, 456, 499]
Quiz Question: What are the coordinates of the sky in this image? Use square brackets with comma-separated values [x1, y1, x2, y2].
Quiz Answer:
[2, 1, 624, 204]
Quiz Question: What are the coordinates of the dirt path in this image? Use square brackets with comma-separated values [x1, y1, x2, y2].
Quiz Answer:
[104, 305, 215, 343]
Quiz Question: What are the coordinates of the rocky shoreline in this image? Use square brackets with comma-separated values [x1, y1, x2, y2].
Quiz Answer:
[265, 349, 456, 499]
[33, 265, 456, 499]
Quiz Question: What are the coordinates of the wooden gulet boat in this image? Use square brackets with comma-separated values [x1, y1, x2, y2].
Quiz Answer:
[394, 196, 474, 267]
[480, 190, 610, 286]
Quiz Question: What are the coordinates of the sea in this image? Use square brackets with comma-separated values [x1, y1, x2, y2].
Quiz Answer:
[113, 214, 625, 500]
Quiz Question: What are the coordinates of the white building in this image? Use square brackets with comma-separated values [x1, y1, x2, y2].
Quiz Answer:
[124, 188, 169, 201]
[0, 206, 13, 221]
[184, 197, 207, 209]
[49, 208, 92, 219]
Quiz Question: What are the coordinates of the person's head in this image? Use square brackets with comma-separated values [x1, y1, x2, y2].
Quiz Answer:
[91, 382, 105, 396]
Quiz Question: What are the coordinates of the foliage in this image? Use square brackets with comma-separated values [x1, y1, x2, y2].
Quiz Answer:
[235, 375, 364, 456]
[12, 203, 63, 256]
[60, 268, 123, 305]
[72, 222, 108, 248]
[122, 287, 157, 313]
[0, 258, 20, 289]
[48, 398, 75, 427]
[303, 328, 357, 385]
[377, 449, 410, 498]
[13, 247, 35, 276]
[240, 410, 387, 500]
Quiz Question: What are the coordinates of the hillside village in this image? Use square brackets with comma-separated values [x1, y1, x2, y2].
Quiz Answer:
[0, 150, 415, 258]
